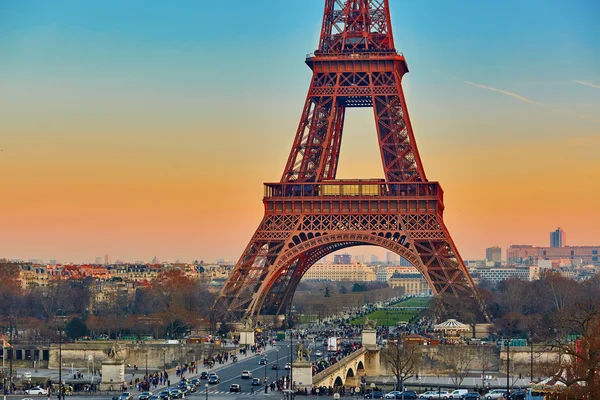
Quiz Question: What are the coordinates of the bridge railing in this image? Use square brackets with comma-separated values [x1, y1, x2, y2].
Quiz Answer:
[312, 346, 367, 384]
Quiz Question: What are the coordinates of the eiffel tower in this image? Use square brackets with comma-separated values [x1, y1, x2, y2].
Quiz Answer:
[215, 0, 485, 323]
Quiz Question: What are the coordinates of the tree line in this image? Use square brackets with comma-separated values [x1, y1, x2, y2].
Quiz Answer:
[0, 263, 217, 342]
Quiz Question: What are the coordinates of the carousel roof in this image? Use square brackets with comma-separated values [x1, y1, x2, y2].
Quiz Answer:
[433, 319, 470, 331]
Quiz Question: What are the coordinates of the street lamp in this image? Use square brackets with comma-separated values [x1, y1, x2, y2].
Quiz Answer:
[400, 372, 405, 400]
[204, 383, 208, 400]
[276, 348, 279, 383]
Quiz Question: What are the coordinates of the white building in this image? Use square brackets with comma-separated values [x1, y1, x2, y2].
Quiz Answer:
[302, 262, 376, 281]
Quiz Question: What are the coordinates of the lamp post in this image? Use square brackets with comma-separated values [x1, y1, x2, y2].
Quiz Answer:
[58, 329, 63, 400]
[145, 353, 148, 380]
[276, 348, 279, 383]
[400, 372, 405, 400]
[506, 339, 510, 398]
[163, 347, 166, 373]
[204, 383, 208, 400]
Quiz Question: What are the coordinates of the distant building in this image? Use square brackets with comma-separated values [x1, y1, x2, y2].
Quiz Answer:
[333, 253, 352, 264]
[486, 246, 502, 263]
[550, 227, 566, 248]
[370, 254, 379, 263]
[507, 244, 599, 266]
[302, 262, 376, 281]
[388, 272, 430, 295]
[375, 266, 421, 282]
[469, 265, 540, 283]
[94, 256, 103, 265]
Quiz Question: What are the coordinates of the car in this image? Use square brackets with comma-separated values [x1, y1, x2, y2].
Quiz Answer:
[138, 392, 153, 400]
[168, 390, 184, 399]
[449, 390, 468, 399]
[365, 391, 384, 399]
[315, 350, 323, 357]
[119, 393, 133, 400]
[177, 385, 188, 395]
[200, 371, 209, 379]
[26, 387, 48, 395]
[271, 364, 279, 370]
[209, 372, 217, 378]
[485, 390, 508, 400]
[251, 378, 262, 386]
[508, 392, 526, 400]
[419, 391, 450, 400]
[190, 378, 200, 387]
[460, 393, 481, 400]
[259, 358, 268, 365]
[148, 396, 160, 400]
[241, 370, 252, 379]
[158, 391, 171, 400]
[385, 392, 400, 399]
[386, 392, 418, 399]
[208, 375, 220, 384]
[284, 363, 291, 370]
[229, 384, 241, 393]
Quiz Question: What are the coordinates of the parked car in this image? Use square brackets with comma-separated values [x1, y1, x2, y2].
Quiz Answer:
[365, 391, 384, 399]
[208, 375, 220, 384]
[485, 390, 508, 400]
[449, 390, 468, 399]
[241, 370, 252, 379]
[148, 395, 161, 400]
[461, 393, 481, 400]
[251, 378, 262, 386]
[508, 392, 526, 400]
[200, 372, 209, 380]
[138, 392, 153, 400]
[229, 384, 241, 393]
[26, 387, 48, 395]
[419, 391, 450, 399]
[386, 391, 418, 399]
[119, 392, 133, 400]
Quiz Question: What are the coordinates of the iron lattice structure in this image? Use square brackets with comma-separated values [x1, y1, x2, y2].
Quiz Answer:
[215, 0, 486, 322]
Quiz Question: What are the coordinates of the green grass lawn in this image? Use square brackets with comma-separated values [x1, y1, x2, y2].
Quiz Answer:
[349, 309, 418, 326]
[391, 297, 431, 308]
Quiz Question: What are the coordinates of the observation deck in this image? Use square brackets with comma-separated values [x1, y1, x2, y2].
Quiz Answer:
[263, 180, 444, 216]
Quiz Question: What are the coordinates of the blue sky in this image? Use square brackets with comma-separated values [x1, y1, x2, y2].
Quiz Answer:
[1, 0, 599, 262]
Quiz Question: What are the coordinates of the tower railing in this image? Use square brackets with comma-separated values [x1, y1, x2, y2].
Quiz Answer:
[264, 181, 443, 202]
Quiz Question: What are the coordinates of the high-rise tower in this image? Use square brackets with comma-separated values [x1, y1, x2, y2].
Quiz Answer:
[215, 0, 486, 323]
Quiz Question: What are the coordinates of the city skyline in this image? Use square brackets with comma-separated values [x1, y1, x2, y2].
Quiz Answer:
[1, 0, 599, 263]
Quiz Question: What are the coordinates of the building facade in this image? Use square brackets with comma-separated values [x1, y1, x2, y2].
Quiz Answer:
[302, 262, 376, 281]
[469, 265, 540, 283]
[550, 227, 566, 248]
[388, 273, 430, 295]
[486, 246, 502, 263]
[507, 244, 600, 266]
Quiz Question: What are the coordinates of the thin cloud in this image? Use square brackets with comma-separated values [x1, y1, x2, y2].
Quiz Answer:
[573, 80, 600, 90]
[464, 81, 535, 104]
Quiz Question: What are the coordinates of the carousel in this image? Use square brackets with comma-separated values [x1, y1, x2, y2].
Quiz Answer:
[433, 319, 470, 342]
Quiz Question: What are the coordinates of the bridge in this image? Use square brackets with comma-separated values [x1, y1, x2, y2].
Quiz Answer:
[292, 329, 381, 390]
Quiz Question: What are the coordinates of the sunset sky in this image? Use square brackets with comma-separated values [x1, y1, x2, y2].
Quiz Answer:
[1, 0, 599, 264]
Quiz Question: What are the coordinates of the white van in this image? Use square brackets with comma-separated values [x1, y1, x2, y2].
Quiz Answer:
[449, 389, 468, 398]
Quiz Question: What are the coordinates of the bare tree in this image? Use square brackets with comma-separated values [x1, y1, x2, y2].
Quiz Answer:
[438, 345, 478, 388]
[384, 336, 421, 391]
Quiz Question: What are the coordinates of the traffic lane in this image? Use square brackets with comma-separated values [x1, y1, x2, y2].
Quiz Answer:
[195, 345, 292, 394]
